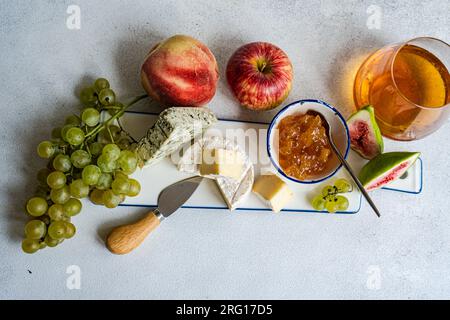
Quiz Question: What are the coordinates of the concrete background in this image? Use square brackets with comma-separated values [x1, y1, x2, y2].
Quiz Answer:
[0, 0, 449, 299]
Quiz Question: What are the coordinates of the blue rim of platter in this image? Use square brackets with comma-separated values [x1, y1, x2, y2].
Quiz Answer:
[118, 109, 422, 214]
[266, 99, 351, 184]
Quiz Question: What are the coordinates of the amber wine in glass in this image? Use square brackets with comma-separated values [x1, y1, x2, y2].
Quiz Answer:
[354, 37, 449, 140]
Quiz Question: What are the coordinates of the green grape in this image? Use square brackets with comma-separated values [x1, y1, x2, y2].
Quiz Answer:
[51, 127, 62, 139]
[70, 179, 89, 198]
[53, 154, 72, 172]
[80, 87, 97, 107]
[26, 197, 48, 217]
[81, 108, 100, 127]
[22, 239, 40, 254]
[48, 204, 65, 221]
[94, 78, 110, 92]
[37, 168, 51, 185]
[63, 198, 82, 216]
[335, 195, 349, 211]
[44, 234, 60, 247]
[321, 185, 336, 197]
[97, 154, 115, 173]
[39, 241, 47, 249]
[334, 178, 352, 193]
[65, 115, 81, 126]
[65, 127, 85, 146]
[127, 179, 141, 197]
[311, 194, 326, 211]
[48, 221, 66, 240]
[37, 141, 55, 158]
[117, 150, 138, 173]
[325, 196, 338, 213]
[88, 142, 104, 157]
[89, 188, 105, 205]
[96, 173, 112, 190]
[64, 222, 76, 239]
[102, 143, 121, 161]
[82, 164, 101, 185]
[98, 88, 115, 105]
[24, 220, 47, 239]
[102, 189, 122, 208]
[70, 150, 91, 168]
[111, 178, 130, 195]
[50, 185, 70, 204]
[46, 171, 67, 189]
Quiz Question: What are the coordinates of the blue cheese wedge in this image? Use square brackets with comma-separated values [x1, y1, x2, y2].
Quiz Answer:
[136, 107, 217, 167]
[178, 136, 254, 210]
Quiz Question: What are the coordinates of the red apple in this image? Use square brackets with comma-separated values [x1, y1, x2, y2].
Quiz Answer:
[141, 35, 219, 107]
[226, 42, 293, 111]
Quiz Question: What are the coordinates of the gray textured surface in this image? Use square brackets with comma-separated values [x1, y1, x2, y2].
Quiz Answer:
[1, 0, 449, 299]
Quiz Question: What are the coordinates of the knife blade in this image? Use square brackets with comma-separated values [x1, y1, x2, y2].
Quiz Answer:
[106, 175, 203, 254]
[157, 175, 203, 219]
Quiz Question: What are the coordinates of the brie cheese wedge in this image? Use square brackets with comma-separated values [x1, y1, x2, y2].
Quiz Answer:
[178, 136, 253, 210]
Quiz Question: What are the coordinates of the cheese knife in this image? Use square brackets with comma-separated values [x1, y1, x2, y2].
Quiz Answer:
[106, 175, 203, 254]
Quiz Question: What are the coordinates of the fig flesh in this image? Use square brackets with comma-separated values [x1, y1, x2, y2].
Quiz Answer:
[347, 105, 383, 159]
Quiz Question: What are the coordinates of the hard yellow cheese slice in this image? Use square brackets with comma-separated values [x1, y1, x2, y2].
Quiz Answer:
[252, 174, 293, 212]
[199, 148, 244, 180]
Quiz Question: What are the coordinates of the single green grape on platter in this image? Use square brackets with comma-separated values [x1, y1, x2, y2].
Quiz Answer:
[334, 178, 352, 193]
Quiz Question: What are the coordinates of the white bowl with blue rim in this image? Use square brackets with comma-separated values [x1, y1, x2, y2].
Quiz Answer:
[267, 99, 350, 184]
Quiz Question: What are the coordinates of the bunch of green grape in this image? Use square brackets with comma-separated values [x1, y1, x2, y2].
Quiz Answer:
[23, 78, 142, 254]
[311, 178, 352, 213]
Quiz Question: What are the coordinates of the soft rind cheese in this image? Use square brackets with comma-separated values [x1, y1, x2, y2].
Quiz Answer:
[136, 107, 217, 167]
[178, 136, 253, 210]
[252, 174, 293, 213]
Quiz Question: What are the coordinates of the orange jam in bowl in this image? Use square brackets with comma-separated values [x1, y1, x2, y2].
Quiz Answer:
[277, 113, 332, 180]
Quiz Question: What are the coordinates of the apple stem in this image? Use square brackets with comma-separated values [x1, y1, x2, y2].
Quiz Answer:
[258, 61, 267, 73]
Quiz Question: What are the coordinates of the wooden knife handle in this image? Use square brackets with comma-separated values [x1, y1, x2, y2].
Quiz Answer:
[106, 210, 161, 255]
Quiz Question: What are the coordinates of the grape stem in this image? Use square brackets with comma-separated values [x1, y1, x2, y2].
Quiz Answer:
[85, 94, 148, 140]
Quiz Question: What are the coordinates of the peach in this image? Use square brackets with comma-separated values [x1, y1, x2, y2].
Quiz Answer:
[141, 35, 219, 107]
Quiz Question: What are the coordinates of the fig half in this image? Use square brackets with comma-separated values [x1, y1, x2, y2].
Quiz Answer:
[347, 105, 383, 159]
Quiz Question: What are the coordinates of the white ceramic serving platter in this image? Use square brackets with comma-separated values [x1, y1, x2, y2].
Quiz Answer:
[120, 111, 422, 214]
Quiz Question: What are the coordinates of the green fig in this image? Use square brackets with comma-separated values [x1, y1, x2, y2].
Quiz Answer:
[359, 152, 420, 191]
[347, 105, 383, 159]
